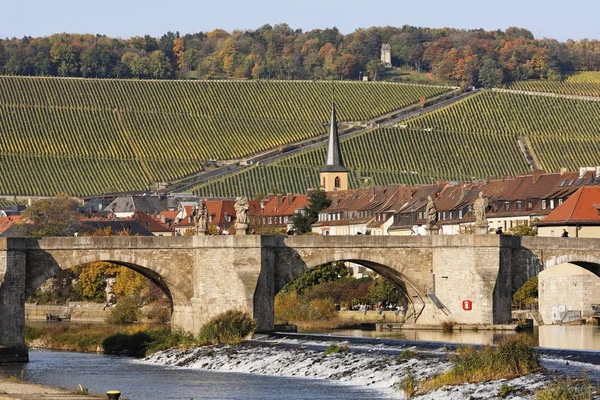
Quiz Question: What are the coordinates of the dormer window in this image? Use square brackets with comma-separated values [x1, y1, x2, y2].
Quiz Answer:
[542, 200, 547, 210]
[504, 201, 510, 211]
[550, 199, 555, 209]
[516, 201, 522, 211]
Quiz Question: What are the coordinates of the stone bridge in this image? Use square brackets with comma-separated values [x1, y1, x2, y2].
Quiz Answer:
[1, 235, 599, 362]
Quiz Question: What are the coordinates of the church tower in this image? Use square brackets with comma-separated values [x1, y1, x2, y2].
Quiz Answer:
[320, 103, 348, 191]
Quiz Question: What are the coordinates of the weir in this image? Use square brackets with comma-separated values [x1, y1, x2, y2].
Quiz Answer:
[1, 234, 598, 363]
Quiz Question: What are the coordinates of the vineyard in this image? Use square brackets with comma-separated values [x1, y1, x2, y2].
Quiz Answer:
[192, 127, 530, 198]
[509, 72, 600, 97]
[404, 90, 600, 172]
[0, 76, 452, 196]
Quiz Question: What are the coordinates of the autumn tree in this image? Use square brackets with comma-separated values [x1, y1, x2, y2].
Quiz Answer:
[14, 194, 84, 237]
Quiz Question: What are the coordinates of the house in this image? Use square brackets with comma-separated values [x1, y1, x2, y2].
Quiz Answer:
[104, 194, 170, 219]
[261, 194, 309, 233]
[131, 211, 174, 236]
[537, 186, 600, 238]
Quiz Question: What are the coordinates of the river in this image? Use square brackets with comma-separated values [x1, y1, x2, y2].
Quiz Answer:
[0, 349, 393, 400]
[1, 325, 599, 399]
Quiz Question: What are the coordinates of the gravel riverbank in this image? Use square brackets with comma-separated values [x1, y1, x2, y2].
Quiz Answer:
[0, 376, 104, 399]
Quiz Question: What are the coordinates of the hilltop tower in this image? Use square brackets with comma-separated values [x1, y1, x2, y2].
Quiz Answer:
[381, 43, 391, 67]
[320, 103, 348, 191]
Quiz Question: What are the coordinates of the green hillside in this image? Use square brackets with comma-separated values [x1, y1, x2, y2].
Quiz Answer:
[405, 90, 600, 172]
[193, 89, 600, 198]
[509, 72, 600, 97]
[193, 127, 530, 198]
[0, 76, 451, 196]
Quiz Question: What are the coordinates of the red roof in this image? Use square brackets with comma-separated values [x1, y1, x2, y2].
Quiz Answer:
[539, 186, 600, 226]
[0, 216, 21, 234]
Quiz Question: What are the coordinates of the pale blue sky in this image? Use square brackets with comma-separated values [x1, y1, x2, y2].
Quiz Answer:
[2, 0, 598, 41]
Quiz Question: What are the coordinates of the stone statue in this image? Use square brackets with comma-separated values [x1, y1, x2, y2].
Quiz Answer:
[425, 195, 438, 230]
[193, 199, 209, 235]
[473, 192, 489, 225]
[234, 196, 249, 235]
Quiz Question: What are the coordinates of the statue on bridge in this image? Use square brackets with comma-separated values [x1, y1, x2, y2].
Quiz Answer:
[234, 196, 249, 235]
[193, 199, 209, 236]
[473, 192, 489, 234]
[425, 195, 438, 235]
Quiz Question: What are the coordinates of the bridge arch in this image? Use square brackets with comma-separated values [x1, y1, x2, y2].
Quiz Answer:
[25, 252, 191, 309]
[274, 249, 431, 323]
[544, 255, 600, 277]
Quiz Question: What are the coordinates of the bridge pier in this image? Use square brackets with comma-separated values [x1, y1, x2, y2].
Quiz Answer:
[0, 242, 29, 363]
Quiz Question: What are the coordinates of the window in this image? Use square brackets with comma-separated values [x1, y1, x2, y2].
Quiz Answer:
[516, 201, 522, 211]
[225, 215, 231, 222]
[542, 200, 547, 210]
[527, 201, 532, 209]
[504, 201, 510, 211]
[459, 209, 463, 219]
[334, 176, 340, 188]
[442, 212, 446, 220]
[449, 211, 453, 219]
[550, 199, 555, 209]
[558, 198, 563, 206]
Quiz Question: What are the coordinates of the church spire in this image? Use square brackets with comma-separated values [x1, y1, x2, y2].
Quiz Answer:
[321, 103, 348, 173]
[319, 103, 349, 191]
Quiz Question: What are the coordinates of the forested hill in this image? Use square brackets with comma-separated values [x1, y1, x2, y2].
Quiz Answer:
[2, 25, 600, 86]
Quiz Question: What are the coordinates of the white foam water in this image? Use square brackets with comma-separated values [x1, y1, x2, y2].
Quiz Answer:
[142, 336, 564, 399]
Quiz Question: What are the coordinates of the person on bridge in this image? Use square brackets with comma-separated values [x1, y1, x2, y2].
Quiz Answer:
[561, 229, 569, 238]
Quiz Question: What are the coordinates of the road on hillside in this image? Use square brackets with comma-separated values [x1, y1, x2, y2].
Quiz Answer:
[170, 88, 479, 194]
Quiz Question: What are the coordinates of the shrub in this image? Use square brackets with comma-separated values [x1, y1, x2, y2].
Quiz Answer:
[275, 291, 308, 324]
[441, 321, 454, 332]
[498, 383, 515, 398]
[147, 306, 171, 324]
[324, 343, 348, 355]
[106, 296, 142, 325]
[536, 377, 595, 400]
[308, 298, 337, 320]
[419, 336, 541, 393]
[397, 374, 416, 398]
[197, 310, 256, 345]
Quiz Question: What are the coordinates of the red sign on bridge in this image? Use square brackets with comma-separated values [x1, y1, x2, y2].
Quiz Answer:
[462, 300, 472, 311]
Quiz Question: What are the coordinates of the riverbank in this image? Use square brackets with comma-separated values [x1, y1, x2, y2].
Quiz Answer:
[0, 375, 104, 399]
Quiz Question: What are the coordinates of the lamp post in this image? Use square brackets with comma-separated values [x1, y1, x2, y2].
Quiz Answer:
[260, 200, 265, 235]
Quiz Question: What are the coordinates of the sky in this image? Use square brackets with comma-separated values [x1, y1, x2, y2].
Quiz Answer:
[2, 0, 599, 42]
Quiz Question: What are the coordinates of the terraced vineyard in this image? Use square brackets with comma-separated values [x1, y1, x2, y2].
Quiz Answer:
[510, 72, 600, 97]
[192, 127, 530, 198]
[0, 76, 452, 196]
[405, 91, 600, 172]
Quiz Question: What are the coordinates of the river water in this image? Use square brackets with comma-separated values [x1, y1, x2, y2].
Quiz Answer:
[1, 325, 599, 400]
[0, 349, 393, 400]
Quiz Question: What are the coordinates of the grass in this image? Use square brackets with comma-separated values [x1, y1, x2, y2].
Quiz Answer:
[26, 309, 256, 357]
[397, 374, 416, 398]
[536, 377, 597, 400]
[418, 336, 541, 394]
[197, 310, 256, 346]
[323, 343, 349, 355]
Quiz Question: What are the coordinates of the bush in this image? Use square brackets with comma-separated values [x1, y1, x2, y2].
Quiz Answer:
[324, 343, 348, 355]
[197, 310, 256, 345]
[536, 377, 595, 400]
[308, 298, 337, 320]
[419, 336, 541, 393]
[147, 306, 170, 323]
[106, 296, 142, 325]
[397, 374, 416, 398]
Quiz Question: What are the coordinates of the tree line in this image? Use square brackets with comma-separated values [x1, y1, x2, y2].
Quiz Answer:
[2, 24, 600, 86]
